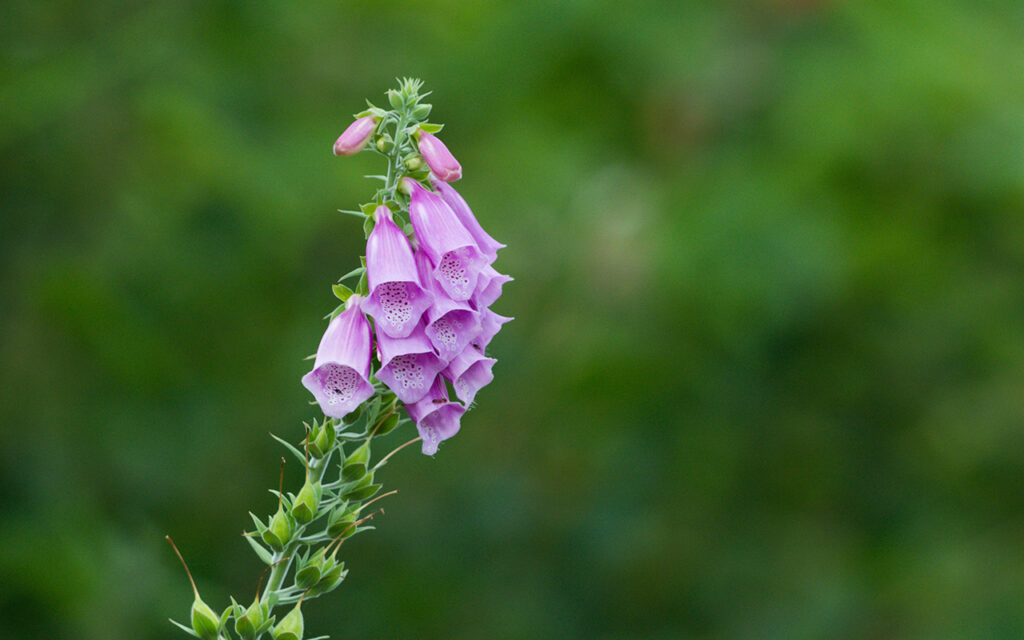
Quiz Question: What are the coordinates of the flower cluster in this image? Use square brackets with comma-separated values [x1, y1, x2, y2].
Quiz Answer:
[303, 81, 511, 455]
[168, 79, 502, 640]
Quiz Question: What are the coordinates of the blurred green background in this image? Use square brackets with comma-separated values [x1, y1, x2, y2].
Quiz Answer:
[3, 1, 1024, 638]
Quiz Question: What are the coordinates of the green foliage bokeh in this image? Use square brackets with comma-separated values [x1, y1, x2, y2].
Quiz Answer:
[2, 1, 1024, 638]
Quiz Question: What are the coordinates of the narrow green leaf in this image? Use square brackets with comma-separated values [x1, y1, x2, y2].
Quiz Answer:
[269, 432, 306, 464]
[332, 284, 353, 302]
[244, 533, 274, 565]
[168, 618, 201, 638]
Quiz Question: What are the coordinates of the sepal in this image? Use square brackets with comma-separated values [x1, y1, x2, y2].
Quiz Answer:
[271, 603, 304, 640]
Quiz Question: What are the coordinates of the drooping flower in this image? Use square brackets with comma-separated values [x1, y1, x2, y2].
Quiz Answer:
[475, 308, 513, 351]
[472, 264, 513, 310]
[414, 251, 481, 362]
[405, 375, 465, 455]
[403, 178, 485, 301]
[333, 116, 378, 156]
[416, 130, 461, 182]
[432, 179, 505, 263]
[375, 321, 445, 404]
[363, 205, 433, 339]
[302, 296, 375, 418]
[444, 348, 496, 405]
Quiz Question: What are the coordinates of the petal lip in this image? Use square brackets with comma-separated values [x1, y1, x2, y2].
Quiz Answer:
[444, 348, 496, 405]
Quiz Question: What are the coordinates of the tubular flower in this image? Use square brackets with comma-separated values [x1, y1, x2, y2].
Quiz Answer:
[472, 264, 513, 310]
[416, 130, 461, 182]
[414, 251, 481, 363]
[302, 296, 374, 418]
[403, 178, 485, 301]
[363, 206, 433, 338]
[375, 322, 445, 404]
[405, 376, 465, 455]
[444, 348, 496, 405]
[333, 116, 377, 156]
[432, 179, 505, 263]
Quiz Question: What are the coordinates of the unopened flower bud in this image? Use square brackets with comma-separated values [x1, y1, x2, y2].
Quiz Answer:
[341, 439, 371, 482]
[415, 129, 462, 182]
[410, 103, 432, 120]
[191, 595, 221, 640]
[262, 506, 294, 551]
[375, 133, 394, 152]
[308, 559, 347, 596]
[404, 153, 424, 171]
[272, 603, 304, 640]
[387, 89, 404, 110]
[308, 420, 335, 459]
[327, 504, 357, 539]
[291, 478, 321, 524]
[333, 116, 378, 156]
[234, 597, 266, 640]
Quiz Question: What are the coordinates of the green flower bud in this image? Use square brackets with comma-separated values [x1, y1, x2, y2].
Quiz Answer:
[262, 506, 294, 551]
[375, 133, 394, 153]
[234, 597, 266, 640]
[308, 421, 335, 459]
[387, 89, 403, 110]
[342, 471, 380, 501]
[272, 603, 304, 640]
[295, 548, 335, 589]
[341, 439, 371, 482]
[410, 103, 432, 120]
[308, 560, 347, 597]
[404, 153, 424, 171]
[191, 594, 221, 640]
[291, 478, 321, 524]
[326, 504, 357, 539]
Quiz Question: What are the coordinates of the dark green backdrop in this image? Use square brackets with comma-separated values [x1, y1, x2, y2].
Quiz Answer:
[3, 1, 1024, 638]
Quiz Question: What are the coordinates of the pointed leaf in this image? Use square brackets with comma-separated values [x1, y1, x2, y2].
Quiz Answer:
[245, 533, 274, 565]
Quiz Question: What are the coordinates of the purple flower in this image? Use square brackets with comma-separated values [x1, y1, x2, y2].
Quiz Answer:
[416, 130, 461, 182]
[472, 264, 513, 310]
[363, 206, 434, 339]
[414, 251, 481, 362]
[333, 116, 378, 156]
[375, 321, 445, 404]
[302, 296, 375, 418]
[432, 179, 505, 263]
[405, 376, 465, 455]
[403, 178, 486, 302]
[444, 348, 496, 405]
[475, 308, 513, 351]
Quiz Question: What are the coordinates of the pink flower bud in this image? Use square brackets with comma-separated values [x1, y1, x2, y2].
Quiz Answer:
[416, 130, 462, 182]
[333, 116, 378, 156]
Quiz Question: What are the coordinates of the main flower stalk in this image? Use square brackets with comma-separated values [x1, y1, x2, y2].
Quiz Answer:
[168, 78, 510, 640]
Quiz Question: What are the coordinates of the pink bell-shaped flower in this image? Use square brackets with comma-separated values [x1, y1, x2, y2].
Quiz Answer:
[432, 179, 505, 263]
[444, 348, 496, 405]
[415, 251, 481, 363]
[375, 321, 445, 404]
[416, 130, 461, 182]
[405, 375, 465, 455]
[363, 206, 434, 339]
[302, 295, 375, 418]
[333, 116, 377, 156]
[403, 178, 486, 302]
